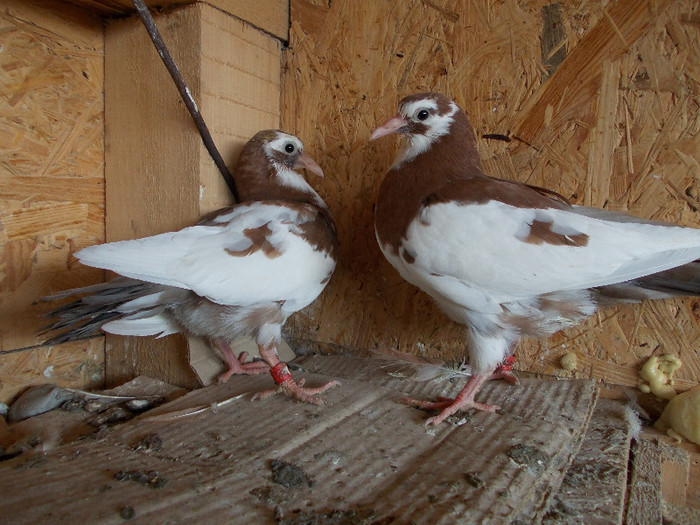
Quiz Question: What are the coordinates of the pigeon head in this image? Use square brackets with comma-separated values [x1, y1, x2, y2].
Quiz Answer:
[261, 130, 324, 178]
[370, 93, 460, 164]
[235, 130, 326, 207]
[371, 93, 482, 173]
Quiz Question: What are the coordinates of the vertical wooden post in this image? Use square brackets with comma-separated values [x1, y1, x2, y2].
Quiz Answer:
[104, 3, 282, 387]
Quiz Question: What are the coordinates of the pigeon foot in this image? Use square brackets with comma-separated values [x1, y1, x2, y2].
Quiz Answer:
[402, 371, 498, 425]
[216, 348, 270, 384]
[253, 377, 340, 405]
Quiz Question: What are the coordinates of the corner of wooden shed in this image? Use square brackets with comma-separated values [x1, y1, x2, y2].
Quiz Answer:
[1, 0, 700, 520]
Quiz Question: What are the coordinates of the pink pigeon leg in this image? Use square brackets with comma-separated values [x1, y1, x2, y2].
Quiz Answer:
[212, 338, 270, 383]
[403, 368, 498, 425]
[252, 343, 340, 405]
[489, 355, 519, 385]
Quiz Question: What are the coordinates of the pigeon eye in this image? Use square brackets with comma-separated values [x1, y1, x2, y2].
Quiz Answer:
[284, 143, 296, 153]
[416, 109, 430, 121]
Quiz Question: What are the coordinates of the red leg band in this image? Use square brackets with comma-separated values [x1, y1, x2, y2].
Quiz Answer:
[499, 355, 516, 372]
[270, 362, 292, 384]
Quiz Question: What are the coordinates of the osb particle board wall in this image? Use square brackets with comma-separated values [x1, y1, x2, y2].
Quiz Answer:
[281, 0, 700, 390]
[3, 0, 699, 403]
[0, 0, 285, 403]
[0, 1, 105, 403]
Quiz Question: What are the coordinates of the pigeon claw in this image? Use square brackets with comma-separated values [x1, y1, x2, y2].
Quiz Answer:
[489, 368, 519, 385]
[402, 395, 499, 426]
[490, 355, 519, 385]
[217, 351, 271, 383]
[253, 378, 340, 406]
[402, 370, 499, 425]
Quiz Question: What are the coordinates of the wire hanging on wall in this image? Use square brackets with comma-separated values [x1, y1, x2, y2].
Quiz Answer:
[131, 0, 240, 203]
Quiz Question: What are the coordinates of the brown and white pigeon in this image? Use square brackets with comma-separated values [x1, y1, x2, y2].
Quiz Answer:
[44, 129, 339, 404]
[371, 92, 700, 425]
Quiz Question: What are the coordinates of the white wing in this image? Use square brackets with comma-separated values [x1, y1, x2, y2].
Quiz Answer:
[390, 200, 700, 305]
[76, 202, 336, 309]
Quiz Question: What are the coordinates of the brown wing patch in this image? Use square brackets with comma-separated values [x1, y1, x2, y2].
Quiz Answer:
[523, 219, 589, 247]
[289, 203, 339, 259]
[226, 223, 283, 258]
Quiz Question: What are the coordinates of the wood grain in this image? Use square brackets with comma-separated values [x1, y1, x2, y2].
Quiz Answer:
[0, 0, 105, 402]
[104, 3, 281, 388]
[280, 0, 700, 391]
[50, 0, 289, 41]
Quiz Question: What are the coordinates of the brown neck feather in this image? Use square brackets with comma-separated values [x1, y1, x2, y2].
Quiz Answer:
[234, 134, 337, 240]
[375, 109, 484, 254]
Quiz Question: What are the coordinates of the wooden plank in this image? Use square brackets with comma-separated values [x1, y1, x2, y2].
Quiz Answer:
[0, 340, 103, 404]
[0, 356, 598, 524]
[2, 203, 89, 241]
[104, 7, 201, 390]
[651, 428, 700, 522]
[626, 434, 700, 524]
[537, 399, 633, 524]
[512, 0, 673, 147]
[626, 439, 663, 523]
[198, 4, 281, 213]
[104, 3, 280, 388]
[540, 3, 567, 80]
[625, 436, 677, 525]
[58, 0, 289, 41]
[0, 174, 103, 205]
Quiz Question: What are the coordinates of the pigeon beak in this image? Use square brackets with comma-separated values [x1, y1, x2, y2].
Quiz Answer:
[370, 116, 407, 141]
[294, 151, 324, 178]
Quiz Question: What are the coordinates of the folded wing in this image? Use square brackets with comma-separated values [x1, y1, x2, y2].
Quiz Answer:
[75, 201, 335, 308]
[405, 200, 700, 300]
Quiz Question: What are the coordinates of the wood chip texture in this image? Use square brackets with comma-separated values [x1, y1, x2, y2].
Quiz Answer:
[280, 0, 700, 391]
[0, 1, 105, 402]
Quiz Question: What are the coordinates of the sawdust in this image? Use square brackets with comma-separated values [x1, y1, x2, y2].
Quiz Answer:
[542, 498, 584, 524]
[251, 484, 292, 506]
[464, 471, 485, 488]
[132, 433, 162, 453]
[119, 506, 136, 521]
[313, 450, 348, 468]
[85, 406, 131, 427]
[561, 462, 623, 487]
[253, 479, 387, 525]
[12, 454, 47, 471]
[445, 412, 474, 426]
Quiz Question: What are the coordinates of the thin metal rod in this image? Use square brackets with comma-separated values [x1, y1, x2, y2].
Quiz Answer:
[131, 0, 239, 202]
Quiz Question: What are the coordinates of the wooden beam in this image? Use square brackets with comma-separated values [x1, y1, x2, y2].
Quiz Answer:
[60, 0, 289, 41]
[104, 2, 281, 388]
[0, 0, 106, 402]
